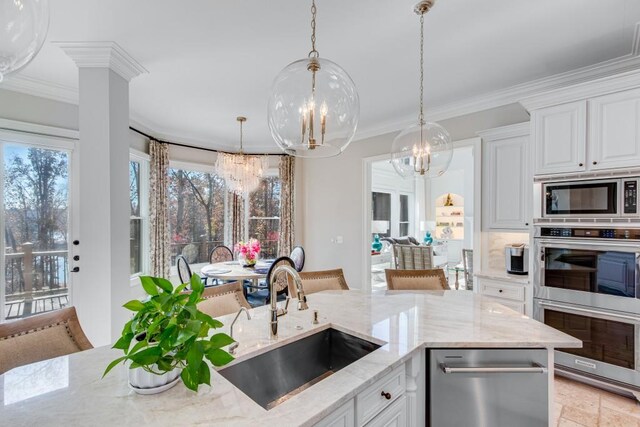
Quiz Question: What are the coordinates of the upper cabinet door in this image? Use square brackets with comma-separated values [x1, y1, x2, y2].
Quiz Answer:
[483, 133, 530, 230]
[589, 88, 640, 171]
[533, 101, 587, 175]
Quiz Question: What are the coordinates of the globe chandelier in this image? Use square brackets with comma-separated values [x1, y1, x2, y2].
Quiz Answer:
[0, 0, 50, 82]
[215, 117, 268, 196]
[267, 0, 360, 158]
[391, 0, 453, 179]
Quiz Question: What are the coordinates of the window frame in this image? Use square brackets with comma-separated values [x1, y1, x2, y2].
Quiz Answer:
[245, 168, 281, 258]
[130, 150, 150, 280]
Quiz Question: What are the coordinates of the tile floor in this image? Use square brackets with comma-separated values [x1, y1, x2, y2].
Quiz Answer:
[555, 376, 640, 426]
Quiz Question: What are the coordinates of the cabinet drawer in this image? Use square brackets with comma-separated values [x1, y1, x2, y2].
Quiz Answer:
[364, 395, 406, 427]
[356, 364, 406, 426]
[315, 399, 355, 427]
[480, 280, 525, 302]
[485, 297, 526, 314]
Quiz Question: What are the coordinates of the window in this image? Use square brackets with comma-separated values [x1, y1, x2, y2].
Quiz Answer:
[4, 143, 72, 320]
[168, 165, 226, 265]
[372, 192, 391, 237]
[129, 154, 149, 276]
[247, 176, 281, 259]
[399, 194, 410, 236]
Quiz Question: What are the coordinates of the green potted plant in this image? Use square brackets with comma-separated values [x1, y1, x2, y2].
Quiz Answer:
[103, 274, 235, 394]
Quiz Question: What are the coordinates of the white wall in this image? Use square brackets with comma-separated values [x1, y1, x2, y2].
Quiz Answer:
[0, 88, 78, 130]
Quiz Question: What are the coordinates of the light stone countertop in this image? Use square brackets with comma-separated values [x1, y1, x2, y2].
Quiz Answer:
[0, 290, 580, 426]
[475, 269, 530, 284]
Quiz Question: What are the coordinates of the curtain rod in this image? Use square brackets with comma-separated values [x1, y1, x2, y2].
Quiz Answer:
[129, 126, 284, 157]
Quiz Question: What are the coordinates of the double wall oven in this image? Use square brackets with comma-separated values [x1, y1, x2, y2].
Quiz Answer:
[533, 225, 640, 388]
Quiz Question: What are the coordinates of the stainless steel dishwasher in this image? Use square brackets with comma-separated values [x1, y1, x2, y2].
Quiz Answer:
[430, 349, 549, 427]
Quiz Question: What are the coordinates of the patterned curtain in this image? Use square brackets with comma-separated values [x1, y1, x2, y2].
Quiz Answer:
[278, 155, 295, 257]
[230, 192, 245, 251]
[149, 140, 170, 278]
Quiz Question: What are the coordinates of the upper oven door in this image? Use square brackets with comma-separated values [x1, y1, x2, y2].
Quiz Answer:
[534, 239, 640, 313]
[543, 179, 619, 218]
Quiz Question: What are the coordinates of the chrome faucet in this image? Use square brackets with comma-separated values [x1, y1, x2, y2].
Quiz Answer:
[229, 307, 251, 355]
[269, 264, 309, 339]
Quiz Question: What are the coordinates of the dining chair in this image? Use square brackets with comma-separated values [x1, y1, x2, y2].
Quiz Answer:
[209, 245, 234, 264]
[176, 255, 207, 287]
[462, 249, 474, 290]
[289, 245, 305, 272]
[196, 282, 251, 318]
[392, 244, 433, 270]
[294, 268, 349, 297]
[0, 306, 93, 375]
[244, 256, 294, 307]
[385, 268, 449, 290]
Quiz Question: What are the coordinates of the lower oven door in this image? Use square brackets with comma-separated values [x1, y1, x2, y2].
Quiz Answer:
[534, 299, 640, 387]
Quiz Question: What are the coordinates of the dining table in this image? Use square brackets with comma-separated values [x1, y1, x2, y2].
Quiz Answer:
[200, 260, 270, 287]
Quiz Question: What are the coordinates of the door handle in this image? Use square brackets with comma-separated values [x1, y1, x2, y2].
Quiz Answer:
[537, 300, 640, 322]
[441, 363, 547, 374]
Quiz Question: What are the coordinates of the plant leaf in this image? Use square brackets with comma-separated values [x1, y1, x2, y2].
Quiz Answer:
[151, 277, 174, 294]
[128, 339, 149, 356]
[186, 342, 203, 381]
[112, 333, 134, 352]
[209, 333, 235, 349]
[174, 283, 188, 294]
[123, 299, 146, 312]
[206, 348, 234, 367]
[129, 346, 162, 366]
[198, 362, 211, 386]
[140, 276, 159, 296]
[190, 273, 204, 294]
[181, 367, 198, 392]
[102, 356, 127, 378]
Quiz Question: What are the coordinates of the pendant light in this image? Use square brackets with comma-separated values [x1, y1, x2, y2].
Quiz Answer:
[267, 0, 360, 158]
[391, 0, 452, 179]
[215, 117, 268, 196]
[0, 0, 50, 82]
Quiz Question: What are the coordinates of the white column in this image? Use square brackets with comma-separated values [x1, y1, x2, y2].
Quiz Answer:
[57, 42, 147, 346]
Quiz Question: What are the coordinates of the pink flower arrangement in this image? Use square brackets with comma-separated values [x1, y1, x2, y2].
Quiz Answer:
[234, 239, 261, 263]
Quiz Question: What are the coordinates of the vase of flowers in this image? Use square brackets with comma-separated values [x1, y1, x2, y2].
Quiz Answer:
[235, 239, 261, 267]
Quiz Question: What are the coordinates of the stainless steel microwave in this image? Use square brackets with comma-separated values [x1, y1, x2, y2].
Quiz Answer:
[543, 178, 640, 218]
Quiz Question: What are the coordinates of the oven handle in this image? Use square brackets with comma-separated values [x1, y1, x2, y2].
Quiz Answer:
[537, 300, 640, 323]
[441, 363, 547, 374]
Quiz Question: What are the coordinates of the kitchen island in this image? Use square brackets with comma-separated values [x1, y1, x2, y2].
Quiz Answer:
[0, 290, 580, 426]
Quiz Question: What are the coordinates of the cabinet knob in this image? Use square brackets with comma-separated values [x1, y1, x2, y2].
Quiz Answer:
[73, 240, 80, 245]
[593, 161, 598, 165]
[381, 391, 391, 400]
[498, 289, 503, 293]
[578, 163, 583, 167]
[71, 267, 80, 273]
[525, 222, 529, 226]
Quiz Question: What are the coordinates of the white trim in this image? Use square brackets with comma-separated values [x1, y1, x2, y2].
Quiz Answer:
[476, 122, 530, 140]
[0, 128, 76, 151]
[169, 159, 216, 175]
[0, 118, 78, 140]
[54, 41, 148, 82]
[0, 74, 79, 104]
[130, 148, 150, 162]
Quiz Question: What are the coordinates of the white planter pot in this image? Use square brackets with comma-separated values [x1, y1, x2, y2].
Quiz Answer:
[128, 365, 181, 395]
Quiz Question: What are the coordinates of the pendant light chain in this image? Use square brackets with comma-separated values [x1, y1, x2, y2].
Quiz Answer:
[419, 13, 425, 127]
[309, 0, 319, 58]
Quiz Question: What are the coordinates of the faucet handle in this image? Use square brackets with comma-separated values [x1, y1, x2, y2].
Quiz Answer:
[275, 298, 290, 317]
[284, 297, 291, 311]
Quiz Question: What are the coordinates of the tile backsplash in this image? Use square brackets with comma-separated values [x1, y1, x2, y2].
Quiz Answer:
[482, 231, 530, 271]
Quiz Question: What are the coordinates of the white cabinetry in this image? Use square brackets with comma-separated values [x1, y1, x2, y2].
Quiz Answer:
[530, 88, 640, 176]
[477, 276, 526, 314]
[364, 395, 406, 427]
[315, 400, 355, 427]
[589, 88, 640, 170]
[479, 123, 530, 231]
[532, 101, 586, 175]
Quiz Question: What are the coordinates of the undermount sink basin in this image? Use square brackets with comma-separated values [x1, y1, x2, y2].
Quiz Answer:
[218, 327, 382, 410]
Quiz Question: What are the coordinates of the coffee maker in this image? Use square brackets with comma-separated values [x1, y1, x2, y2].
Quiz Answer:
[505, 243, 529, 275]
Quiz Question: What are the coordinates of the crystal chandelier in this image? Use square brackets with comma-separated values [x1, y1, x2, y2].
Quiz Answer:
[267, 0, 359, 158]
[215, 117, 268, 196]
[0, 0, 50, 82]
[391, 0, 453, 178]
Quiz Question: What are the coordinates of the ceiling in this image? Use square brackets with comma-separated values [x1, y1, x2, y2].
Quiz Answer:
[3, 0, 640, 152]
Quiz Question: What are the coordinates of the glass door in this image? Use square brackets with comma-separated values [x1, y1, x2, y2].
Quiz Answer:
[2, 141, 74, 321]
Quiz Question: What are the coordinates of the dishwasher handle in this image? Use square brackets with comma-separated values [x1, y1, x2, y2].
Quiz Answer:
[441, 363, 547, 374]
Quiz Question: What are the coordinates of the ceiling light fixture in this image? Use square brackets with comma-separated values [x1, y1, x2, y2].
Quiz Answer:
[215, 117, 267, 196]
[267, 0, 359, 158]
[0, 0, 50, 82]
[390, 0, 452, 178]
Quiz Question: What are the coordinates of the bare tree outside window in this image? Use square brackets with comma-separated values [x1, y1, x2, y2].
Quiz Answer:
[4, 145, 70, 319]
[248, 176, 281, 259]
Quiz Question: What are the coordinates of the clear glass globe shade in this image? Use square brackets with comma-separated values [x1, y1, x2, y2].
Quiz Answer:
[390, 121, 453, 179]
[267, 57, 359, 158]
[0, 0, 49, 82]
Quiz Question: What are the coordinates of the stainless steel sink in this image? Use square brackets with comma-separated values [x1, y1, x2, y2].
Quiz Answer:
[218, 327, 381, 410]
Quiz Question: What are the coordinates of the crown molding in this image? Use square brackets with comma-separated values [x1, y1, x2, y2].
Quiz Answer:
[0, 74, 78, 104]
[54, 41, 148, 82]
[476, 122, 530, 140]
